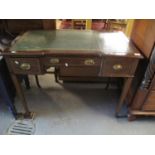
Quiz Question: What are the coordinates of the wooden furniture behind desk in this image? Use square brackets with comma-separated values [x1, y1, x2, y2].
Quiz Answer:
[131, 19, 155, 58]
[1, 19, 56, 34]
[128, 19, 155, 120]
[1, 30, 143, 119]
[129, 45, 155, 120]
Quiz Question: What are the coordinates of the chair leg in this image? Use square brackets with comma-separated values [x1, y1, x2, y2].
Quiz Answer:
[35, 75, 41, 88]
[54, 68, 59, 83]
[23, 75, 30, 89]
[105, 77, 111, 90]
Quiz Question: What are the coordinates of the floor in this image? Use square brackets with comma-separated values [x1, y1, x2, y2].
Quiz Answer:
[1, 74, 155, 135]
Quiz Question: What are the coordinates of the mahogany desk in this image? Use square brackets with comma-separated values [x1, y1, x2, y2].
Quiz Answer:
[1, 30, 143, 119]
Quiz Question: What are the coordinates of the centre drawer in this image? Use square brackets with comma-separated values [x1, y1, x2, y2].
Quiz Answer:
[59, 57, 101, 77]
[101, 57, 139, 77]
[7, 58, 42, 74]
[43, 57, 101, 67]
[61, 57, 101, 66]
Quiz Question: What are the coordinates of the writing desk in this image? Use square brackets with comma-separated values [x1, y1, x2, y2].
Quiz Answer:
[1, 30, 143, 119]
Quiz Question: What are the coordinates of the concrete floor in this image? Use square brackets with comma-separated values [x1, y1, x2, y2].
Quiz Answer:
[1, 74, 155, 135]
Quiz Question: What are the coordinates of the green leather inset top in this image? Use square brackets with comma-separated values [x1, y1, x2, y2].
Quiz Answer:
[10, 30, 100, 52]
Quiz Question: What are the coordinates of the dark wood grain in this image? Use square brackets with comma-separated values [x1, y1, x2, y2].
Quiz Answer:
[142, 91, 155, 111]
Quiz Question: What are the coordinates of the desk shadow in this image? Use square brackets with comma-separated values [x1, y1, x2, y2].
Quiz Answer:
[62, 85, 120, 116]
[23, 83, 121, 119]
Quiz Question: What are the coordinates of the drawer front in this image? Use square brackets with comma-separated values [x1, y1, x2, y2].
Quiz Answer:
[60, 66, 100, 77]
[59, 57, 101, 77]
[43, 57, 61, 67]
[7, 58, 42, 74]
[60, 57, 101, 66]
[43, 57, 101, 76]
[101, 57, 138, 77]
[43, 57, 101, 67]
[142, 91, 155, 111]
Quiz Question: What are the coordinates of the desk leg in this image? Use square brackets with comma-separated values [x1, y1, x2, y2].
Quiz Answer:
[0, 75, 17, 118]
[115, 77, 132, 117]
[11, 74, 33, 119]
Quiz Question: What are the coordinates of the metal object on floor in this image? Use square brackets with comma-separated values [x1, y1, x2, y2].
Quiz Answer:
[7, 120, 35, 135]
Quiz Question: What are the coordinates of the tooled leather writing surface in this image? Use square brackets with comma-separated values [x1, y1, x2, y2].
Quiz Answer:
[10, 30, 100, 52]
[10, 30, 142, 58]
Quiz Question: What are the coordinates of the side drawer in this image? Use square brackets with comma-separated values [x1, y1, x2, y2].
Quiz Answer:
[101, 57, 139, 77]
[142, 91, 155, 111]
[6, 58, 42, 74]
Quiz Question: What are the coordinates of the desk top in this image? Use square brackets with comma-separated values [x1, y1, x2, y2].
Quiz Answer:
[8, 30, 142, 58]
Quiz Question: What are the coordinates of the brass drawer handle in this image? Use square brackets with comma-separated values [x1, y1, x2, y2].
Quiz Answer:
[50, 58, 59, 64]
[20, 63, 31, 70]
[113, 64, 123, 70]
[84, 59, 95, 65]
